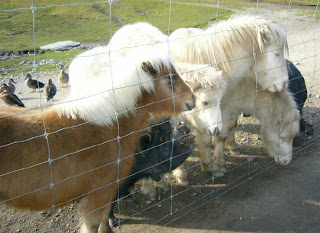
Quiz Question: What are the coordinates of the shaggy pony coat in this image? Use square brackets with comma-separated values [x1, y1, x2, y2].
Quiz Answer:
[0, 48, 195, 233]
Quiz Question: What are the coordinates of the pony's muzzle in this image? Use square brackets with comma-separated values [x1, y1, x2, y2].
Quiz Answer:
[274, 154, 292, 166]
[273, 81, 288, 92]
[207, 125, 221, 136]
[185, 95, 196, 110]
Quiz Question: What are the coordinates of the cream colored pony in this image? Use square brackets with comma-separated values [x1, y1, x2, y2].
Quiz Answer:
[169, 15, 294, 175]
[169, 15, 289, 93]
[213, 78, 300, 172]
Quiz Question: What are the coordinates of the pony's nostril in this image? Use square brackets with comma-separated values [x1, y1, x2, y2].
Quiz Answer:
[210, 127, 220, 136]
[282, 82, 288, 91]
[185, 99, 196, 110]
[192, 94, 196, 102]
[274, 84, 278, 92]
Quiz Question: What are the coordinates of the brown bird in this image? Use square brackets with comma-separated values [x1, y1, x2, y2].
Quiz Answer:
[58, 65, 69, 88]
[25, 74, 45, 93]
[8, 78, 16, 93]
[0, 85, 25, 107]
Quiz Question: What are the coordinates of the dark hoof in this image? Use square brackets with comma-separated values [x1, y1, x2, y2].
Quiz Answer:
[305, 123, 314, 136]
[109, 217, 120, 228]
[212, 169, 224, 177]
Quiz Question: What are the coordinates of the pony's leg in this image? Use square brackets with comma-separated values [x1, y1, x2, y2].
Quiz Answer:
[80, 193, 113, 233]
[99, 207, 114, 233]
[225, 120, 240, 155]
[194, 129, 223, 176]
[213, 135, 227, 173]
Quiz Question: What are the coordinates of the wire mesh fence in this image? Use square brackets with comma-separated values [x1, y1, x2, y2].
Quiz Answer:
[0, 0, 319, 232]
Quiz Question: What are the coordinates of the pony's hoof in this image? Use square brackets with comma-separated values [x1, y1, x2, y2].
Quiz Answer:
[147, 193, 157, 201]
[212, 169, 224, 177]
[305, 123, 314, 136]
[200, 163, 211, 172]
[109, 217, 120, 228]
[229, 147, 240, 155]
[219, 166, 227, 172]
[176, 177, 189, 186]
[126, 196, 134, 203]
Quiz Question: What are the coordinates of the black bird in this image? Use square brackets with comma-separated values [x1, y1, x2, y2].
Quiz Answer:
[0, 84, 25, 107]
[45, 79, 57, 102]
[25, 74, 45, 93]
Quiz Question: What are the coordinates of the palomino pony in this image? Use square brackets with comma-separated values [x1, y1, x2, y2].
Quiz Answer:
[213, 77, 300, 172]
[0, 48, 195, 232]
[168, 15, 291, 174]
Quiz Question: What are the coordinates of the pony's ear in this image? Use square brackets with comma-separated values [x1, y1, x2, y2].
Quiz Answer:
[184, 80, 201, 91]
[138, 133, 152, 152]
[259, 28, 272, 43]
[141, 61, 157, 75]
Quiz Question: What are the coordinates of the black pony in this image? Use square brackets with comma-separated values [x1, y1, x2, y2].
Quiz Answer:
[109, 120, 195, 227]
[286, 59, 313, 136]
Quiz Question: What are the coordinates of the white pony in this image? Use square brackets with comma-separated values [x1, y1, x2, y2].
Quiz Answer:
[107, 22, 226, 135]
[168, 15, 296, 175]
[169, 15, 289, 93]
[213, 78, 300, 172]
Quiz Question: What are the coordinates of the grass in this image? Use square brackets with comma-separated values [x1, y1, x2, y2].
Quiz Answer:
[0, 0, 233, 77]
[0, 0, 232, 54]
[0, 0, 318, 78]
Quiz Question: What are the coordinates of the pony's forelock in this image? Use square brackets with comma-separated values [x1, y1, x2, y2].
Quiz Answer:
[175, 62, 226, 92]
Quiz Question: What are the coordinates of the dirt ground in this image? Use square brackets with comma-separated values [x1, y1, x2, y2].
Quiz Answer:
[0, 6, 319, 233]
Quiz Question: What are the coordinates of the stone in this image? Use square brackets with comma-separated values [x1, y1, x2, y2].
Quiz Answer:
[40, 41, 81, 51]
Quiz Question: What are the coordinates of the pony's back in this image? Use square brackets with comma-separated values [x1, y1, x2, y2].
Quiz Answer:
[108, 22, 168, 55]
[56, 45, 172, 126]
[169, 15, 288, 70]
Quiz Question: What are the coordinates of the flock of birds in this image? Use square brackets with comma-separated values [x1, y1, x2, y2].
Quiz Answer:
[0, 65, 69, 108]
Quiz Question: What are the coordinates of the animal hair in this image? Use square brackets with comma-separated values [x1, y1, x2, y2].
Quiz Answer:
[55, 47, 172, 126]
[174, 62, 226, 92]
[170, 15, 288, 71]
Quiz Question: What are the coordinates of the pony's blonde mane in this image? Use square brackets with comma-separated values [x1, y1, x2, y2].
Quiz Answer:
[170, 15, 288, 70]
[175, 62, 226, 92]
[257, 89, 300, 136]
[55, 46, 172, 126]
[272, 91, 299, 126]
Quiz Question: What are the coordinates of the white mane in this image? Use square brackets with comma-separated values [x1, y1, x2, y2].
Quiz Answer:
[108, 22, 168, 55]
[169, 15, 288, 70]
[55, 46, 172, 126]
[175, 62, 226, 92]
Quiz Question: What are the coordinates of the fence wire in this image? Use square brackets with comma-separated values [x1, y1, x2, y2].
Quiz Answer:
[0, 0, 319, 233]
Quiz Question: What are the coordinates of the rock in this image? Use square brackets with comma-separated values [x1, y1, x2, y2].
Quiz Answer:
[40, 41, 81, 51]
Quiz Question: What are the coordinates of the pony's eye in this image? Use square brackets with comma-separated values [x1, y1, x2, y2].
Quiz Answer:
[275, 53, 280, 57]
[201, 101, 208, 106]
[280, 136, 286, 143]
